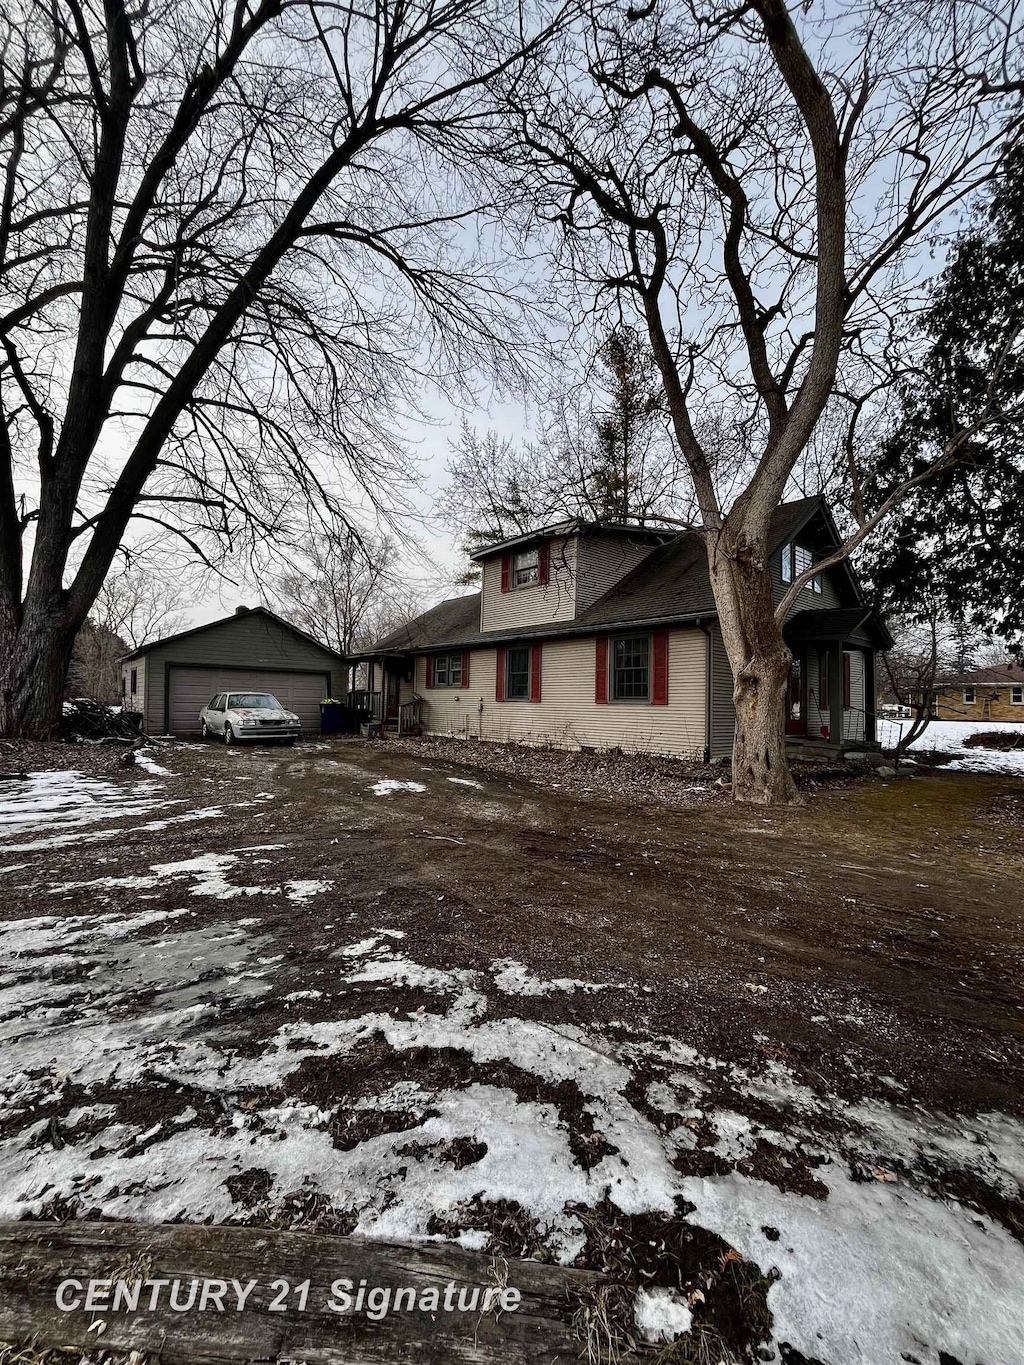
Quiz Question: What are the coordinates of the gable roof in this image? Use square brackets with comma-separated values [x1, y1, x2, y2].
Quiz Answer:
[468, 519, 678, 562]
[371, 496, 869, 654]
[120, 605, 346, 663]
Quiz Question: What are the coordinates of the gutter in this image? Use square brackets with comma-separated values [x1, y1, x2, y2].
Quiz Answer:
[369, 609, 717, 658]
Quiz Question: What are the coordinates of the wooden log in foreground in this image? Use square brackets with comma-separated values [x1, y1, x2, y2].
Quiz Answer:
[0, 1220, 628, 1364]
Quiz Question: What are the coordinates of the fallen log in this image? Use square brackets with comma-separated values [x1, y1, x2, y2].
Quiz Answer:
[0, 1220, 629, 1364]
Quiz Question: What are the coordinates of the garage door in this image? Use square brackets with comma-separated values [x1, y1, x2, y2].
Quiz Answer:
[168, 668, 330, 733]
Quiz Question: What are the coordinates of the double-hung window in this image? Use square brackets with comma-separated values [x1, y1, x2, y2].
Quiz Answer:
[432, 654, 463, 687]
[963, 686, 976, 705]
[512, 549, 539, 588]
[1011, 684, 1023, 705]
[505, 646, 531, 699]
[781, 541, 820, 590]
[612, 635, 650, 701]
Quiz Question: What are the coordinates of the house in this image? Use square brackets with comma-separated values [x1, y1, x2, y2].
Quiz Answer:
[120, 606, 348, 735]
[366, 497, 892, 761]
[926, 664, 1024, 722]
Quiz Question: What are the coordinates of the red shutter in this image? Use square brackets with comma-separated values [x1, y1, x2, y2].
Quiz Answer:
[500, 556, 510, 593]
[595, 637, 608, 704]
[495, 647, 506, 702]
[843, 651, 851, 708]
[530, 643, 542, 703]
[425, 657, 434, 689]
[538, 541, 550, 586]
[652, 631, 669, 705]
[461, 652, 470, 688]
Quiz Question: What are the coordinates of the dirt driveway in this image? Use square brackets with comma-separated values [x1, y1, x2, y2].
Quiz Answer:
[1, 737, 1022, 1364]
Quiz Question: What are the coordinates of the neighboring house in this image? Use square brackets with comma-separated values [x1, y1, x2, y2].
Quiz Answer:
[121, 606, 348, 734]
[925, 665, 1024, 722]
[367, 498, 892, 761]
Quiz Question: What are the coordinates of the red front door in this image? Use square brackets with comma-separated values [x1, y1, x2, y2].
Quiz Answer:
[785, 658, 804, 736]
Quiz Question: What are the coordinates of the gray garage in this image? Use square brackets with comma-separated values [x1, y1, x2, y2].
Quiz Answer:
[121, 607, 348, 735]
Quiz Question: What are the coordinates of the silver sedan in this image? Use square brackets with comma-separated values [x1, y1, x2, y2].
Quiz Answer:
[198, 691, 301, 745]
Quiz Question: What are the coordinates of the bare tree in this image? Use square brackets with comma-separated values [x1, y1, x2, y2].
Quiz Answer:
[91, 566, 190, 652]
[0, 0, 561, 738]
[438, 323, 691, 571]
[881, 610, 986, 764]
[67, 620, 127, 704]
[272, 529, 418, 656]
[503, 0, 1023, 802]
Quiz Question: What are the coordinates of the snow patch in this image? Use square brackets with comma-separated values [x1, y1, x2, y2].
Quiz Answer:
[134, 751, 174, 777]
[880, 719, 1024, 775]
[683, 1167, 1023, 1365]
[633, 1287, 693, 1344]
[285, 879, 332, 904]
[370, 779, 427, 796]
[491, 958, 608, 997]
[0, 771, 175, 841]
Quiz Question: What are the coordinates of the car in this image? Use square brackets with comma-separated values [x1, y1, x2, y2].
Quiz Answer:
[198, 691, 302, 745]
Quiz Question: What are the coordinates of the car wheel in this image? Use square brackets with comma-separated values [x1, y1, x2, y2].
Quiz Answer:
[200, 719, 210, 740]
[224, 723, 235, 745]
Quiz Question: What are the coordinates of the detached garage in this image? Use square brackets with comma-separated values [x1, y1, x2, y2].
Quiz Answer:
[121, 606, 347, 735]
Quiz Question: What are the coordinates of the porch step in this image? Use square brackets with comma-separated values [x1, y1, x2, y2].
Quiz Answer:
[786, 737, 881, 761]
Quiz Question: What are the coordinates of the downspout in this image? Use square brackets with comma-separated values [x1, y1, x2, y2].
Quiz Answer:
[698, 619, 712, 764]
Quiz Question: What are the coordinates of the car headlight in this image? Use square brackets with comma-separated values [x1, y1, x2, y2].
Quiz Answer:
[239, 718, 257, 727]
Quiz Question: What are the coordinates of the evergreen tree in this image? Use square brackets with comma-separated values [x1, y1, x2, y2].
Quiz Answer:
[868, 141, 1024, 652]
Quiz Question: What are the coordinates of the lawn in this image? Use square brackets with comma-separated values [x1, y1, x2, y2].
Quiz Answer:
[1, 736, 1022, 1364]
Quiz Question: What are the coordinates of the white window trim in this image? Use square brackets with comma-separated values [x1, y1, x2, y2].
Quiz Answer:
[610, 633, 652, 704]
[511, 548, 539, 590]
[1011, 685, 1023, 705]
[963, 687, 976, 704]
[432, 653, 463, 688]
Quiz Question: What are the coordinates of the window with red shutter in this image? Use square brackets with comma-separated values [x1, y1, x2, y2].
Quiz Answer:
[595, 637, 608, 703]
[425, 657, 434, 689]
[462, 652, 470, 687]
[530, 643, 542, 702]
[500, 556, 510, 593]
[495, 647, 506, 701]
[537, 542, 550, 586]
[652, 631, 669, 705]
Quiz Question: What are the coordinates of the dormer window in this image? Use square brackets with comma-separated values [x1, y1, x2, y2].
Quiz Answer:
[512, 548, 539, 588]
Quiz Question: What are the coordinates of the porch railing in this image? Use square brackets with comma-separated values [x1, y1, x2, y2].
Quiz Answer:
[347, 689, 382, 722]
[397, 699, 421, 736]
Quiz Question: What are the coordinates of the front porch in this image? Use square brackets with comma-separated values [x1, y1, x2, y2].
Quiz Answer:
[783, 608, 892, 754]
[345, 652, 419, 735]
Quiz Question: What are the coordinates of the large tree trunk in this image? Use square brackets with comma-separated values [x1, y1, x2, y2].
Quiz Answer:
[0, 599, 78, 739]
[707, 533, 801, 806]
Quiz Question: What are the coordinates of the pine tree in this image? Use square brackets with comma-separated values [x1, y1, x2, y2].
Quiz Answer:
[868, 140, 1024, 652]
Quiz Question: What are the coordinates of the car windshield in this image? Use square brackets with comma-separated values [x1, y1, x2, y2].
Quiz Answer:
[228, 693, 280, 709]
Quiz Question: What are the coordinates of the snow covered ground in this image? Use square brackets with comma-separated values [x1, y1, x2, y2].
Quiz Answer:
[0, 888, 1020, 1362]
[879, 719, 1024, 775]
[1, 755, 1022, 1364]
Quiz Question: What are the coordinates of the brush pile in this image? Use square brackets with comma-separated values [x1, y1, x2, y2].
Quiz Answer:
[59, 699, 143, 744]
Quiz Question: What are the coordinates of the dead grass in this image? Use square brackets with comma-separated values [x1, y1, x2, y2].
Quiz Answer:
[0, 1347, 146, 1365]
